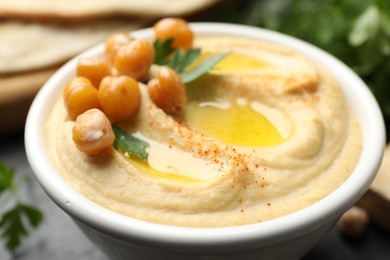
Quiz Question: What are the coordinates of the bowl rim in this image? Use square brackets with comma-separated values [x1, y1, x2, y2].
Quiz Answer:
[25, 22, 385, 252]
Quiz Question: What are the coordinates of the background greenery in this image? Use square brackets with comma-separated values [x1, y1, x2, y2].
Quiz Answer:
[196, 0, 390, 140]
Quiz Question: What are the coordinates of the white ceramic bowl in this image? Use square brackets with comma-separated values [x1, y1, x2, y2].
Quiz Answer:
[25, 23, 385, 260]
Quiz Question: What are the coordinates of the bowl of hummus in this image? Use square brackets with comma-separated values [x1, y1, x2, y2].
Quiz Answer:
[25, 20, 385, 260]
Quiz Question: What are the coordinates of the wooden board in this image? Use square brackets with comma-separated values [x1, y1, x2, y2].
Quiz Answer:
[0, 67, 58, 133]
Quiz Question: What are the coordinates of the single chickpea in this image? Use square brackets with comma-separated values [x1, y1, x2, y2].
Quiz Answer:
[147, 67, 186, 115]
[98, 76, 141, 121]
[337, 206, 370, 238]
[76, 57, 111, 88]
[113, 39, 154, 81]
[153, 17, 194, 50]
[64, 77, 100, 120]
[105, 32, 133, 64]
[72, 108, 115, 155]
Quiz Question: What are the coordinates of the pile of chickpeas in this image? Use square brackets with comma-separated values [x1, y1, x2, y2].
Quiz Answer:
[65, 18, 194, 155]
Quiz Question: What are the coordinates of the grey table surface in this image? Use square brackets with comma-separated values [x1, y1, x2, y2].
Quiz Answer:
[1, 130, 390, 260]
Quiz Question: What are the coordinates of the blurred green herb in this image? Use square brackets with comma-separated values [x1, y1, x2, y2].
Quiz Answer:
[153, 39, 227, 84]
[112, 125, 150, 161]
[179, 53, 227, 83]
[165, 48, 202, 73]
[0, 162, 43, 253]
[197, 0, 390, 139]
[153, 38, 174, 65]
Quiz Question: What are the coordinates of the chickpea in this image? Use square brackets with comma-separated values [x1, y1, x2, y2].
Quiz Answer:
[98, 76, 141, 121]
[76, 57, 111, 88]
[147, 67, 186, 114]
[72, 108, 115, 155]
[113, 39, 154, 81]
[337, 206, 370, 238]
[154, 17, 194, 50]
[105, 32, 133, 64]
[64, 77, 100, 120]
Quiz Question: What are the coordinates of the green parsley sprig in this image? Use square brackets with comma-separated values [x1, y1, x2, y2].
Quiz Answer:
[0, 162, 43, 253]
[112, 125, 149, 160]
[153, 38, 227, 84]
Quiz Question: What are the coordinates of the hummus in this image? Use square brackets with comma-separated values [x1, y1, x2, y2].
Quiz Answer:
[46, 36, 362, 227]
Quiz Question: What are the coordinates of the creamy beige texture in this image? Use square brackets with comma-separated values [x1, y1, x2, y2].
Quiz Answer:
[46, 36, 362, 227]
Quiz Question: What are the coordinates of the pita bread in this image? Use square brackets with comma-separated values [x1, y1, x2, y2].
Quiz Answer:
[0, 18, 149, 74]
[0, 0, 219, 19]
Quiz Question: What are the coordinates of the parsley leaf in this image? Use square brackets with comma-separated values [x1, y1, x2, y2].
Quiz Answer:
[20, 204, 44, 227]
[180, 53, 227, 84]
[349, 5, 380, 46]
[152, 38, 228, 84]
[0, 204, 43, 252]
[153, 38, 174, 65]
[0, 162, 43, 253]
[0, 162, 13, 193]
[0, 205, 27, 252]
[165, 48, 201, 73]
[112, 125, 150, 160]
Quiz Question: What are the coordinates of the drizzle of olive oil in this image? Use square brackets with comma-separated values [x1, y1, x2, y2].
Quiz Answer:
[187, 52, 269, 74]
[184, 52, 285, 147]
[122, 51, 283, 182]
[185, 101, 285, 147]
[125, 156, 201, 183]
[210, 52, 269, 73]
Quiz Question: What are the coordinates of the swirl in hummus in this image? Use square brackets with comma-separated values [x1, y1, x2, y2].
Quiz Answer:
[46, 36, 362, 227]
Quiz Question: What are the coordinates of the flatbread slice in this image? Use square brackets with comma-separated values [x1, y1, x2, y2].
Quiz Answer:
[0, 0, 219, 19]
[0, 18, 147, 74]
